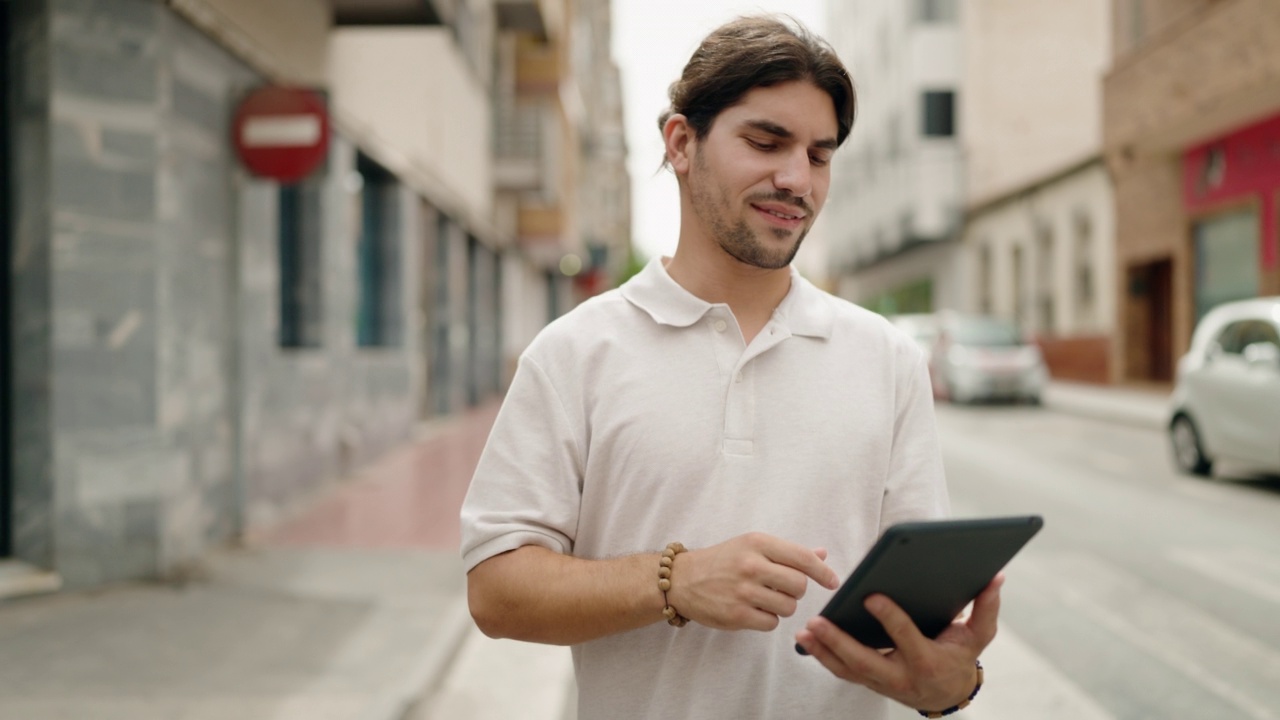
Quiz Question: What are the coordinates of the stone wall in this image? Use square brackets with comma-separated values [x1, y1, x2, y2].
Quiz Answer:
[9, 0, 421, 587]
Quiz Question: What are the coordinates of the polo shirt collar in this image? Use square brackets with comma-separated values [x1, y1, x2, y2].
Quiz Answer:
[621, 257, 833, 339]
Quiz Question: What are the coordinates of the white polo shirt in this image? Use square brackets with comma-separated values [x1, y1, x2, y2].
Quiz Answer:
[461, 258, 949, 720]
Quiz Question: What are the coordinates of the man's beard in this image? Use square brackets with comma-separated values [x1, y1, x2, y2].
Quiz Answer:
[690, 156, 810, 270]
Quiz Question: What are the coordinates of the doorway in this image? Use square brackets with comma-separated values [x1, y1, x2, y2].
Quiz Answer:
[1125, 259, 1173, 383]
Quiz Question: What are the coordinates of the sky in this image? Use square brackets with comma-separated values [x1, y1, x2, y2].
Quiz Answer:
[611, 0, 828, 262]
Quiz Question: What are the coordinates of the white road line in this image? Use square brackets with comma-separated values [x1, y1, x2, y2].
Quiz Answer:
[1023, 553, 1280, 720]
[1169, 548, 1280, 606]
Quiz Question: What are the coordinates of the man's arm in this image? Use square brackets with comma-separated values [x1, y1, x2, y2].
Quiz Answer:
[468, 534, 840, 646]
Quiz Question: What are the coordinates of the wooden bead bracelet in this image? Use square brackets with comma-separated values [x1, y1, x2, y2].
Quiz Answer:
[918, 660, 983, 718]
[658, 542, 689, 627]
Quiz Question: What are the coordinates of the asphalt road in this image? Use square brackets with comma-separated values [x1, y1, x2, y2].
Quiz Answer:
[916, 403, 1280, 720]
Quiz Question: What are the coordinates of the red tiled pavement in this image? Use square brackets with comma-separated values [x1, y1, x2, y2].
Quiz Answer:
[264, 400, 502, 551]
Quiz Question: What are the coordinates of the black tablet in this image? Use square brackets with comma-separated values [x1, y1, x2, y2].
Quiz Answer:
[797, 515, 1043, 652]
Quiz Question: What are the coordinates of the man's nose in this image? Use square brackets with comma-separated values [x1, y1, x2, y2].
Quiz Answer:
[773, 149, 812, 199]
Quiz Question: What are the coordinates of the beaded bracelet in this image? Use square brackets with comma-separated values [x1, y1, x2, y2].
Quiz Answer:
[657, 542, 689, 627]
[917, 660, 983, 718]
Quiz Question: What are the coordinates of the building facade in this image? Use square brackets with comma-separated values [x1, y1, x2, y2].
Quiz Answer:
[959, 0, 1116, 383]
[1104, 0, 1280, 383]
[824, 0, 965, 314]
[1, 0, 628, 591]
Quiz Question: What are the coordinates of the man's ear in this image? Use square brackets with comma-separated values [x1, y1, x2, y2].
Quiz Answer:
[663, 114, 695, 175]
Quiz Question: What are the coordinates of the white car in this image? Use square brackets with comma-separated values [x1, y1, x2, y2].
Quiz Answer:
[1168, 296, 1280, 477]
[928, 313, 1048, 405]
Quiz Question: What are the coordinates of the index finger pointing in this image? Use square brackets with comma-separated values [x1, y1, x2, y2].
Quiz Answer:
[759, 539, 839, 590]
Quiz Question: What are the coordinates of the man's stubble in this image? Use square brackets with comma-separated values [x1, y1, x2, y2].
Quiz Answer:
[689, 149, 809, 271]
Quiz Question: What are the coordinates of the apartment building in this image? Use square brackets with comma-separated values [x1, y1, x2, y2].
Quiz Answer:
[1, 0, 628, 592]
[959, 0, 1115, 383]
[1104, 0, 1280, 383]
[824, 0, 966, 314]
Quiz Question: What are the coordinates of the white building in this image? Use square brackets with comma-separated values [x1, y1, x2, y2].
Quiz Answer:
[823, 0, 965, 313]
[959, 0, 1115, 382]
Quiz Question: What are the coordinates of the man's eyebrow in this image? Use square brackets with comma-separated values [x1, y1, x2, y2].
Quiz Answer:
[742, 119, 838, 150]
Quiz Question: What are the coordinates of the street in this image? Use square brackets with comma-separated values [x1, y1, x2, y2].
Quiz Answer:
[425, 404, 1280, 720]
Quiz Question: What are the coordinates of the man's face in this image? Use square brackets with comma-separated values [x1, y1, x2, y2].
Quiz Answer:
[686, 81, 838, 270]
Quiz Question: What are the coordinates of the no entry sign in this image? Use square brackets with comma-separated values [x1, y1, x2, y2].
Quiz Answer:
[232, 86, 331, 183]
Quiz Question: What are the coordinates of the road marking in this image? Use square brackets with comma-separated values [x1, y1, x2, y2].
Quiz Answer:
[957, 627, 1113, 720]
[1170, 548, 1280, 606]
[1022, 553, 1280, 720]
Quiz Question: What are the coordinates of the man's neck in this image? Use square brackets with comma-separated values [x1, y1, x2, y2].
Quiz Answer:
[663, 245, 792, 345]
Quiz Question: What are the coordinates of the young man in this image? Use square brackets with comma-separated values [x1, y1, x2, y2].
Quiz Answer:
[461, 16, 999, 720]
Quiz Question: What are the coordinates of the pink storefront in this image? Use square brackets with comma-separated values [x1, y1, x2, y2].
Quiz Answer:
[1182, 112, 1280, 319]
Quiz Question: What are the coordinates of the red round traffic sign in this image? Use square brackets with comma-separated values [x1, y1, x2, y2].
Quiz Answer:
[232, 86, 331, 183]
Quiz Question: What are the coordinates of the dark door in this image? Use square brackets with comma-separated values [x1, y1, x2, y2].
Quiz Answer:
[1125, 259, 1174, 384]
[1148, 260, 1173, 383]
[1, 0, 13, 557]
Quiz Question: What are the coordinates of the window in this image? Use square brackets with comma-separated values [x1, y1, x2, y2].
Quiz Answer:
[1037, 228, 1055, 334]
[1217, 321, 1280, 355]
[356, 152, 403, 348]
[279, 180, 324, 348]
[978, 244, 993, 314]
[916, 0, 958, 23]
[1074, 213, 1095, 327]
[1194, 209, 1258, 321]
[1128, 0, 1145, 48]
[922, 91, 955, 137]
[1012, 244, 1025, 330]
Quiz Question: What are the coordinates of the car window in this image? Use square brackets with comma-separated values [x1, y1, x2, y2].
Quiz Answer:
[1215, 322, 1247, 355]
[1217, 320, 1280, 355]
[947, 317, 1022, 347]
[1238, 320, 1280, 349]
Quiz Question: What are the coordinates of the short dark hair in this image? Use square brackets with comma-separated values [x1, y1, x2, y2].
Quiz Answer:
[658, 16, 856, 164]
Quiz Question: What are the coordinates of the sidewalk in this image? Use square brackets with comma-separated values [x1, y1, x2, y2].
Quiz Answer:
[0, 401, 502, 720]
[1041, 379, 1172, 431]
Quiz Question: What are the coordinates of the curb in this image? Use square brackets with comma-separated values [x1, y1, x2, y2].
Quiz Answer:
[1041, 384, 1169, 432]
[364, 596, 476, 720]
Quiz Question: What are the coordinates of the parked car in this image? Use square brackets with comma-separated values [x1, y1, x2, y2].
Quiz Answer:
[928, 313, 1048, 404]
[1168, 296, 1280, 477]
[888, 313, 940, 364]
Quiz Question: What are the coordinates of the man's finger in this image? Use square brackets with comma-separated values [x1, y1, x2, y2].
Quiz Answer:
[864, 594, 931, 658]
[759, 539, 839, 590]
[964, 574, 1004, 647]
[803, 617, 897, 686]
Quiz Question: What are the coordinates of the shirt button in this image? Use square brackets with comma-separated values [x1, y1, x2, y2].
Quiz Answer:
[713, 319, 727, 333]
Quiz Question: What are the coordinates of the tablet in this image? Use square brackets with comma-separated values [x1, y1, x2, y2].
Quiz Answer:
[797, 515, 1043, 652]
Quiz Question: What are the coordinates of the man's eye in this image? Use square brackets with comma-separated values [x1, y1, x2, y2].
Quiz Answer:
[747, 139, 777, 151]
[810, 155, 831, 167]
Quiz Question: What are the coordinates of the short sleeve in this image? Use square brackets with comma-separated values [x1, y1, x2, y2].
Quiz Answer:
[460, 354, 586, 572]
[881, 349, 950, 528]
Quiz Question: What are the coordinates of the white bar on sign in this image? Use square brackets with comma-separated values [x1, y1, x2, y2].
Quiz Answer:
[242, 115, 322, 148]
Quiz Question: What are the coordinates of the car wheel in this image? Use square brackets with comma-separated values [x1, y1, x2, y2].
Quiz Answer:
[1170, 415, 1213, 477]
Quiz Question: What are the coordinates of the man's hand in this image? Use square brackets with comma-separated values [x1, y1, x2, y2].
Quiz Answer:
[665, 532, 840, 631]
[793, 574, 1003, 713]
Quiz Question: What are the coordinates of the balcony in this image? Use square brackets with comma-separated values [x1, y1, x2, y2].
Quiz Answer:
[494, 0, 547, 38]
[332, 0, 444, 25]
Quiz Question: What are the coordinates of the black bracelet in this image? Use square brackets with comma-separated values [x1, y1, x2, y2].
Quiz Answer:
[917, 660, 983, 718]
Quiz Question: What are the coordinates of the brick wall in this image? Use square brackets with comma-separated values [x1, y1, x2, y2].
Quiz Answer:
[1037, 335, 1111, 384]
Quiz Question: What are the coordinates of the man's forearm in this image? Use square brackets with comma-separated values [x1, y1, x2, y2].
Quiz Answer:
[466, 545, 666, 645]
